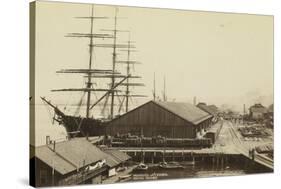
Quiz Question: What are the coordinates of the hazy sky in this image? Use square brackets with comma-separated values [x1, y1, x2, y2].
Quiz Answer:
[34, 1, 273, 114]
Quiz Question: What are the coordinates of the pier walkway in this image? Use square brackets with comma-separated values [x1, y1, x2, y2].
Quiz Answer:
[219, 121, 273, 170]
[109, 120, 273, 170]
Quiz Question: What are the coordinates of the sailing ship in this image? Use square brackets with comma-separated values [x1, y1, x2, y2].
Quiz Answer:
[41, 5, 146, 138]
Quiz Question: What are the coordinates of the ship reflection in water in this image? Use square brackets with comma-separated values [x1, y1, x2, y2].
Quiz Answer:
[121, 162, 271, 182]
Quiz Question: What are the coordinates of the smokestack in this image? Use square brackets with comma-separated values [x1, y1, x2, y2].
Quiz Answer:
[193, 96, 197, 106]
[163, 76, 167, 101]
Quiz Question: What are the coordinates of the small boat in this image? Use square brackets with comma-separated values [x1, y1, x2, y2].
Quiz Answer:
[116, 166, 127, 172]
[118, 174, 132, 182]
[159, 162, 184, 169]
[182, 161, 195, 166]
[119, 174, 131, 180]
[134, 163, 149, 171]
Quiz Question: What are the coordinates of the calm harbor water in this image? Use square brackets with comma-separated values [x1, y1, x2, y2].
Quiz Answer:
[128, 162, 270, 182]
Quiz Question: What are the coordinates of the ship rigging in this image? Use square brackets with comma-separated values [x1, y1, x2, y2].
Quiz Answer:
[41, 5, 146, 138]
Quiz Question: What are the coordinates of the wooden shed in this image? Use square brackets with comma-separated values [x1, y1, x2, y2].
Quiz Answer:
[30, 138, 130, 187]
[106, 101, 213, 138]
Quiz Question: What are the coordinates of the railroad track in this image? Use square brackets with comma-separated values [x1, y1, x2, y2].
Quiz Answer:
[225, 121, 273, 169]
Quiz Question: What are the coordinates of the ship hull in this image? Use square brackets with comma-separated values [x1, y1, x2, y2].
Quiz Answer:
[58, 115, 106, 138]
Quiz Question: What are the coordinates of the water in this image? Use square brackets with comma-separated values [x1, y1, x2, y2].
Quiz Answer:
[127, 162, 269, 182]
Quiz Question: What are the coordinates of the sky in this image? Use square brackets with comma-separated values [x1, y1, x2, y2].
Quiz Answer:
[34, 1, 273, 115]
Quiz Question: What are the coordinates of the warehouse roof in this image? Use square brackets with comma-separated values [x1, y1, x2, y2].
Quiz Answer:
[104, 149, 131, 163]
[208, 105, 219, 114]
[155, 101, 212, 125]
[35, 138, 125, 175]
[196, 102, 217, 116]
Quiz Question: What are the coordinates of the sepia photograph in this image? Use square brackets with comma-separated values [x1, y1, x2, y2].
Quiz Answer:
[29, 0, 273, 187]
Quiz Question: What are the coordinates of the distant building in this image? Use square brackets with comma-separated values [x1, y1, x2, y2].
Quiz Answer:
[106, 101, 213, 139]
[197, 102, 219, 122]
[197, 102, 218, 117]
[30, 138, 130, 187]
[249, 103, 268, 120]
[208, 105, 219, 115]
[268, 104, 273, 113]
[265, 104, 274, 128]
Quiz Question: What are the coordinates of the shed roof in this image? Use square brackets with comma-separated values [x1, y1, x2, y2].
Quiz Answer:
[196, 103, 217, 116]
[208, 105, 219, 114]
[35, 138, 118, 175]
[104, 149, 131, 163]
[154, 101, 212, 125]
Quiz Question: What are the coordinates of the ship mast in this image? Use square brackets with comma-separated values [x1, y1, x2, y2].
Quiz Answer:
[110, 8, 118, 119]
[51, 5, 146, 119]
[117, 33, 147, 113]
[95, 8, 134, 118]
[86, 5, 95, 118]
[51, 5, 121, 118]
[125, 37, 131, 112]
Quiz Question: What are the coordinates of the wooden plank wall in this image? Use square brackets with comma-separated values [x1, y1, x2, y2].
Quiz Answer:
[106, 102, 197, 138]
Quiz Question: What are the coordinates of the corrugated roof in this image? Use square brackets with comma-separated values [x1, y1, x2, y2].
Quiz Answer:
[103, 155, 120, 168]
[35, 138, 118, 175]
[104, 149, 131, 163]
[154, 101, 212, 125]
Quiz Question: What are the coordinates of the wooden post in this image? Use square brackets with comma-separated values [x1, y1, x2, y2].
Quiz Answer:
[52, 160, 55, 186]
[216, 155, 219, 169]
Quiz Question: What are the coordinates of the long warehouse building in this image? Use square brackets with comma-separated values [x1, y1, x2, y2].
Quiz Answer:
[106, 101, 213, 138]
